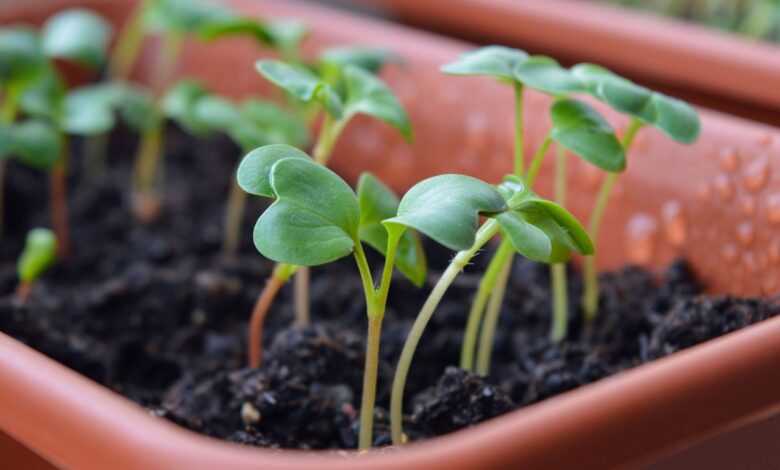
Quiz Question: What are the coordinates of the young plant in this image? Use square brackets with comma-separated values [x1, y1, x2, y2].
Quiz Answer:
[569, 63, 700, 323]
[0, 9, 112, 254]
[238, 144, 425, 449]
[442, 46, 623, 362]
[16, 228, 57, 303]
[386, 173, 593, 444]
[161, 79, 310, 256]
[247, 58, 412, 354]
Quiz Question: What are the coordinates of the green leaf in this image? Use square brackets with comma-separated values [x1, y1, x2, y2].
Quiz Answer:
[513, 56, 585, 96]
[513, 198, 594, 255]
[255, 59, 343, 118]
[385, 174, 507, 251]
[19, 65, 65, 121]
[550, 99, 625, 172]
[143, 0, 235, 34]
[253, 157, 360, 266]
[231, 99, 309, 150]
[441, 45, 528, 82]
[62, 84, 117, 135]
[320, 46, 396, 74]
[1, 120, 62, 170]
[17, 228, 58, 283]
[266, 19, 308, 55]
[41, 8, 112, 68]
[342, 64, 412, 142]
[0, 27, 46, 86]
[357, 173, 426, 286]
[571, 63, 700, 144]
[236, 144, 309, 197]
[162, 80, 240, 135]
[109, 82, 159, 132]
[495, 211, 552, 262]
[199, 17, 272, 44]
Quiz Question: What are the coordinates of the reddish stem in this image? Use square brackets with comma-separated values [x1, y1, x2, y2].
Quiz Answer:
[50, 164, 70, 259]
[248, 276, 285, 368]
[15, 282, 31, 304]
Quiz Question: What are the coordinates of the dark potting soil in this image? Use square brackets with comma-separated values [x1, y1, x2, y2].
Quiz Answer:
[0, 127, 777, 450]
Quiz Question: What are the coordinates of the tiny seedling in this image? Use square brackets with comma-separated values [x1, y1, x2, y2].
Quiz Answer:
[386, 173, 593, 445]
[569, 62, 700, 323]
[16, 228, 57, 303]
[0, 9, 112, 255]
[237, 144, 425, 449]
[161, 79, 310, 256]
[442, 46, 624, 366]
[249, 56, 411, 348]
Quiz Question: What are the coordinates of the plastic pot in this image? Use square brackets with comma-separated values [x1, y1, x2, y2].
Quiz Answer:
[363, 0, 780, 127]
[1, 0, 779, 468]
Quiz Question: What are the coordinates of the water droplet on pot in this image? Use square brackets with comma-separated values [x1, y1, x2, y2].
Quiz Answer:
[739, 196, 756, 216]
[661, 201, 686, 246]
[721, 243, 738, 262]
[713, 174, 734, 201]
[736, 222, 754, 246]
[743, 156, 770, 192]
[719, 148, 739, 172]
[626, 214, 658, 264]
[767, 193, 780, 223]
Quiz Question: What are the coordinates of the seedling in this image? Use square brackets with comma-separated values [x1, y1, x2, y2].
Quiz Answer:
[161, 79, 309, 256]
[569, 63, 700, 323]
[237, 144, 425, 449]
[386, 173, 593, 445]
[442, 46, 624, 370]
[0, 10, 112, 253]
[247, 57, 411, 353]
[16, 228, 57, 303]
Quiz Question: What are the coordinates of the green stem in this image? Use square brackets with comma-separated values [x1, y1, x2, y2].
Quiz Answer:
[153, 32, 182, 93]
[312, 113, 347, 165]
[582, 118, 643, 321]
[475, 252, 513, 376]
[108, 0, 147, 80]
[525, 133, 553, 187]
[0, 85, 20, 240]
[514, 82, 525, 177]
[293, 267, 310, 327]
[222, 176, 247, 258]
[354, 231, 401, 450]
[133, 120, 164, 195]
[460, 237, 514, 371]
[550, 144, 569, 342]
[391, 219, 500, 445]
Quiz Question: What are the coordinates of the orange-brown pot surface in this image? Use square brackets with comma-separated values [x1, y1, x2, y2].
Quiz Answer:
[1, 1, 780, 469]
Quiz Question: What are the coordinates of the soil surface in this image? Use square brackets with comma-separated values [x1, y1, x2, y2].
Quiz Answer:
[0, 128, 777, 449]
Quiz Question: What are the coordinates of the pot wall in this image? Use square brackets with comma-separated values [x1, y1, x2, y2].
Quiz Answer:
[1, 1, 780, 469]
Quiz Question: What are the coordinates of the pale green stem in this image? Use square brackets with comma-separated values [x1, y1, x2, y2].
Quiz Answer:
[514, 82, 524, 177]
[582, 118, 643, 321]
[222, 177, 247, 258]
[354, 231, 401, 450]
[293, 266, 310, 327]
[475, 252, 513, 376]
[460, 237, 514, 371]
[108, 0, 147, 80]
[391, 219, 500, 445]
[550, 144, 569, 342]
[525, 133, 553, 187]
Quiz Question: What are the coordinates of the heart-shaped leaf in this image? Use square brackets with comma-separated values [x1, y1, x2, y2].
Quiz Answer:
[441, 45, 528, 82]
[231, 100, 309, 150]
[62, 84, 117, 135]
[550, 99, 625, 172]
[42, 8, 112, 68]
[342, 64, 412, 142]
[513, 198, 594, 255]
[385, 174, 507, 251]
[256, 59, 343, 118]
[495, 211, 553, 262]
[17, 228, 57, 283]
[0, 27, 45, 86]
[513, 56, 585, 96]
[357, 173, 426, 286]
[236, 144, 309, 197]
[1, 120, 62, 170]
[254, 157, 360, 266]
[571, 63, 700, 144]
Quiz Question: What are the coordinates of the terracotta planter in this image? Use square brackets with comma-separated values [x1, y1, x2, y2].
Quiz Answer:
[364, 0, 780, 127]
[2, 0, 780, 468]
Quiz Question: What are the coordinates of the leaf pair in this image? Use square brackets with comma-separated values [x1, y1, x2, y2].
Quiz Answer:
[237, 145, 426, 285]
[0, 120, 62, 170]
[162, 80, 309, 150]
[256, 57, 412, 141]
[571, 63, 700, 143]
[385, 174, 592, 264]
